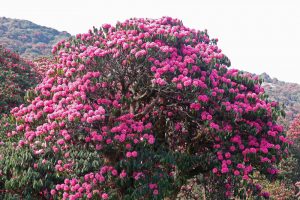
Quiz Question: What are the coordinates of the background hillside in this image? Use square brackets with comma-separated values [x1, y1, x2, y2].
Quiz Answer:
[260, 72, 300, 128]
[0, 17, 70, 58]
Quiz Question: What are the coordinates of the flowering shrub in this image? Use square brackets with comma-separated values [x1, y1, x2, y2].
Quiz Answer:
[0, 17, 290, 199]
[253, 152, 300, 199]
[33, 57, 58, 76]
[0, 46, 40, 115]
[288, 114, 300, 141]
[254, 114, 300, 199]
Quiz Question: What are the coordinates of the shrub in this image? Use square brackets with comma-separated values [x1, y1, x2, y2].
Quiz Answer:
[288, 114, 300, 142]
[0, 17, 290, 199]
[0, 46, 40, 115]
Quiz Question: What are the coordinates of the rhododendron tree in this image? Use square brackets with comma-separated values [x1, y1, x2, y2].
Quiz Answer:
[0, 46, 40, 115]
[0, 17, 290, 199]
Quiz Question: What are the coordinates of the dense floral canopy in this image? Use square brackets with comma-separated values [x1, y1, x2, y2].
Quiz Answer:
[0, 17, 290, 199]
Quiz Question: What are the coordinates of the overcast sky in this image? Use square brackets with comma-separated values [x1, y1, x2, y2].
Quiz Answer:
[1, 0, 300, 83]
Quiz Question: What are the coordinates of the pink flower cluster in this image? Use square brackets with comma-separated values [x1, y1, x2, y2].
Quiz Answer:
[53, 166, 119, 199]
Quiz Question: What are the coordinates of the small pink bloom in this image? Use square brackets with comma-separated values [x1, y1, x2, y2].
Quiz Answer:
[126, 152, 132, 158]
[112, 169, 118, 176]
[120, 170, 127, 178]
[234, 170, 240, 176]
[221, 167, 229, 173]
[153, 189, 159, 195]
[225, 152, 231, 159]
[50, 189, 56, 195]
[101, 193, 109, 199]
[57, 139, 65, 145]
[131, 151, 138, 157]
[212, 168, 218, 174]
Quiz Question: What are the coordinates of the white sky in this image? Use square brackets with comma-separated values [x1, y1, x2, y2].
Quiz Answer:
[1, 0, 300, 83]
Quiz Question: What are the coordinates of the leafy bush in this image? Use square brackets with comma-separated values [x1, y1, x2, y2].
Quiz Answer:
[33, 57, 58, 75]
[0, 17, 290, 199]
[288, 114, 300, 142]
[255, 114, 300, 200]
[0, 46, 40, 115]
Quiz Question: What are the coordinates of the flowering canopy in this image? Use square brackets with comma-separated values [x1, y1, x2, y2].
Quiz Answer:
[1, 17, 290, 199]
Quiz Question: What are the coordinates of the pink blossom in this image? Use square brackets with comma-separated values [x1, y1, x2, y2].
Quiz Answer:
[126, 152, 132, 158]
[233, 170, 240, 176]
[131, 151, 138, 157]
[101, 193, 109, 199]
[120, 170, 127, 178]
[153, 189, 159, 195]
[212, 168, 218, 174]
